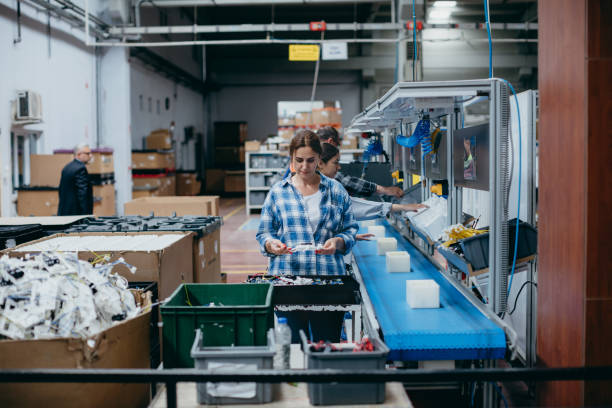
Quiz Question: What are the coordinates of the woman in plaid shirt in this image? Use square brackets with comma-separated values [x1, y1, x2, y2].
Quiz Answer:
[256, 130, 358, 276]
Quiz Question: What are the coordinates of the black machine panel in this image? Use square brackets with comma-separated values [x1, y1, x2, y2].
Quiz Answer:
[424, 130, 448, 180]
[453, 123, 490, 191]
[339, 162, 393, 191]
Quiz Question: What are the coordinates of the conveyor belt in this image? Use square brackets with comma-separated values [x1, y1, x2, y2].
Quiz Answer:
[352, 220, 506, 361]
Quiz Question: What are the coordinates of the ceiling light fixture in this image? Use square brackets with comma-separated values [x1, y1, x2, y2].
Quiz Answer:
[432, 1, 457, 8]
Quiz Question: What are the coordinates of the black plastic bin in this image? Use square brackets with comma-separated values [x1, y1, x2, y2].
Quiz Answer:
[300, 330, 389, 406]
[0, 225, 44, 249]
[460, 219, 537, 271]
[247, 275, 361, 343]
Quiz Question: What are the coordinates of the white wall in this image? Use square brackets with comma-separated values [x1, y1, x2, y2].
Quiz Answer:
[0, 0, 97, 215]
[130, 61, 205, 170]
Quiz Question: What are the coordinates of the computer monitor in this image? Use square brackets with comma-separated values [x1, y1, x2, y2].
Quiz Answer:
[453, 123, 490, 191]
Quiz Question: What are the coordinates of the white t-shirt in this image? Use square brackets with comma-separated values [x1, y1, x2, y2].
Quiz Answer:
[303, 190, 322, 234]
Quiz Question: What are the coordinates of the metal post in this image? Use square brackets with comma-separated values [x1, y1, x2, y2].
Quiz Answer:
[447, 112, 455, 225]
[488, 82, 498, 311]
[166, 381, 177, 408]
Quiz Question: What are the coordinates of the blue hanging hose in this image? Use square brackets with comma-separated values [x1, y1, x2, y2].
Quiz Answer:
[361, 136, 386, 176]
[484, 0, 493, 78]
[396, 117, 430, 148]
[492, 382, 509, 408]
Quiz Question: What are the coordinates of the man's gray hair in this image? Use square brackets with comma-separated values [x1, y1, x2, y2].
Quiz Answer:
[74, 143, 90, 155]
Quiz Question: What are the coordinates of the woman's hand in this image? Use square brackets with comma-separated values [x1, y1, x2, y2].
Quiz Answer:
[316, 237, 345, 255]
[356, 233, 375, 241]
[265, 239, 291, 255]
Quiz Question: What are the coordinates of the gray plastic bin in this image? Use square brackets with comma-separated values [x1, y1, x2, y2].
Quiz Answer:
[191, 328, 276, 405]
[300, 330, 389, 405]
[249, 174, 265, 187]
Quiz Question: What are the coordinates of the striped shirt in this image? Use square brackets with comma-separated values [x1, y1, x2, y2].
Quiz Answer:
[256, 172, 358, 276]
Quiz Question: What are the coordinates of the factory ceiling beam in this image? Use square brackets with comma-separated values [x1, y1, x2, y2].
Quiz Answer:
[108, 21, 536, 36]
[141, 0, 387, 7]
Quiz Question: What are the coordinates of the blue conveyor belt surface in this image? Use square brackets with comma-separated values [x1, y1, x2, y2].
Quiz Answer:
[353, 220, 506, 361]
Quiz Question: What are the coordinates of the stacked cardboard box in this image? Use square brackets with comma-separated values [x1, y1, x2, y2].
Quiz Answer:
[131, 149, 176, 198]
[19, 149, 116, 216]
[277, 101, 342, 141]
[176, 171, 202, 196]
[214, 121, 247, 166]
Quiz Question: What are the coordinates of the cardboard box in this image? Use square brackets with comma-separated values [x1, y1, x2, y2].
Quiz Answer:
[93, 184, 115, 216]
[215, 146, 241, 166]
[312, 107, 342, 126]
[132, 189, 160, 199]
[124, 196, 220, 217]
[341, 136, 359, 150]
[8, 232, 194, 300]
[239, 145, 245, 163]
[205, 169, 225, 193]
[244, 140, 262, 152]
[278, 127, 295, 140]
[224, 171, 245, 193]
[17, 189, 59, 216]
[146, 129, 173, 150]
[214, 122, 247, 147]
[31, 150, 115, 183]
[278, 117, 295, 127]
[194, 228, 222, 283]
[29, 155, 71, 186]
[132, 151, 175, 170]
[0, 290, 152, 408]
[176, 172, 201, 196]
[295, 112, 312, 126]
[133, 176, 165, 190]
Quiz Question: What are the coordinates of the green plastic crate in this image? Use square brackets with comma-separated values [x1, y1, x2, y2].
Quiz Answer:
[161, 283, 274, 368]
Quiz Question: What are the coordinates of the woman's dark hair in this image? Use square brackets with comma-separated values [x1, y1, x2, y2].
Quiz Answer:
[320, 142, 339, 164]
[289, 129, 322, 157]
[316, 126, 341, 145]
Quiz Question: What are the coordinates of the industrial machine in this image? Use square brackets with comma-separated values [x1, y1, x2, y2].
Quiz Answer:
[347, 79, 538, 407]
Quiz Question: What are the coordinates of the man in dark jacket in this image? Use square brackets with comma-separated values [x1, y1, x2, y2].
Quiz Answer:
[58, 143, 93, 215]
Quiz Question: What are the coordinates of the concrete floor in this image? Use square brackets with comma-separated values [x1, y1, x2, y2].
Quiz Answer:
[218, 197, 268, 283]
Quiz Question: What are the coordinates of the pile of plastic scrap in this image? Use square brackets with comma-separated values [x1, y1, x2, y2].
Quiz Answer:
[0, 252, 140, 340]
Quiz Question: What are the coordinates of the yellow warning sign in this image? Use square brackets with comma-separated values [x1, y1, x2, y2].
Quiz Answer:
[289, 44, 320, 61]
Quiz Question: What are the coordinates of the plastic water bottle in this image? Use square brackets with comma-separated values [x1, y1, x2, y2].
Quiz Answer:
[274, 317, 291, 370]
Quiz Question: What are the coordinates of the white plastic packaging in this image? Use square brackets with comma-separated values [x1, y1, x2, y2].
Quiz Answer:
[406, 279, 440, 309]
[274, 317, 291, 369]
[367, 225, 385, 239]
[386, 251, 411, 272]
[376, 237, 397, 255]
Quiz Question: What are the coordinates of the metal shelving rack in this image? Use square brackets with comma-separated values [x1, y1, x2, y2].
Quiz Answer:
[245, 151, 288, 215]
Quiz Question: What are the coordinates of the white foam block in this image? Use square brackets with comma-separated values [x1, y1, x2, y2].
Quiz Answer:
[386, 251, 411, 272]
[406, 279, 440, 308]
[360, 220, 378, 228]
[376, 237, 397, 255]
[367, 225, 385, 239]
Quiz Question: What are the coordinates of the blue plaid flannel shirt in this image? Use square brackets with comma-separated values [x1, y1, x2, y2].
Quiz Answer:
[256, 173, 358, 276]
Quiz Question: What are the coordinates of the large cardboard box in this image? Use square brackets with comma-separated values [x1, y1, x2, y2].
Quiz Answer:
[0, 290, 152, 408]
[133, 176, 165, 190]
[205, 169, 225, 193]
[124, 196, 219, 217]
[146, 129, 173, 150]
[295, 111, 312, 126]
[312, 107, 342, 126]
[31, 152, 115, 186]
[244, 140, 262, 152]
[132, 151, 175, 170]
[17, 189, 59, 216]
[194, 228, 222, 283]
[8, 232, 193, 300]
[176, 172, 201, 196]
[93, 183, 115, 216]
[341, 135, 359, 150]
[278, 117, 295, 127]
[224, 170, 245, 193]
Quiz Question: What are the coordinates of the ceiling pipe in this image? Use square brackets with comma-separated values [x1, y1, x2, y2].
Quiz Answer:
[142, 0, 386, 7]
[21, 0, 108, 39]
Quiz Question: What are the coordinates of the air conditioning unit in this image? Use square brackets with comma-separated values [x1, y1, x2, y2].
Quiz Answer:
[16, 90, 42, 121]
